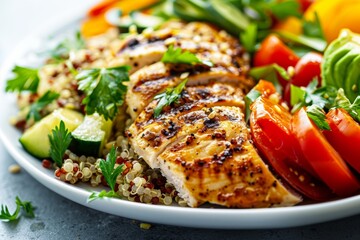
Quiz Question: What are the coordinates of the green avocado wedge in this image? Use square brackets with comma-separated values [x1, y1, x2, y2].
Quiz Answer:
[322, 29, 360, 101]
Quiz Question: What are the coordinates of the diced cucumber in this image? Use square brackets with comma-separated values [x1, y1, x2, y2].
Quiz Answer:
[130, 12, 165, 30]
[105, 8, 165, 32]
[69, 113, 112, 157]
[19, 108, 84, 159]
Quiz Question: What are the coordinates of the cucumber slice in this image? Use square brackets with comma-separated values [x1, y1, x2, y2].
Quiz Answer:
[19, 108, 84, 159]
[70, 113, 112, 157]
[130, 11, 165, 30]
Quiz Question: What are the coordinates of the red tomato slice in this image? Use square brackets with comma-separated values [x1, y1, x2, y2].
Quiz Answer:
[250, 97, 333, 200]
[291, 52, 323, 87]
[292, 108, 360, 197]
[324, 108, 360, 174]
[253, 35, 300, 89]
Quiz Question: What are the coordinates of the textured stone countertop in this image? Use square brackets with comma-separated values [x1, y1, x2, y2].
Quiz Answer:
[1, 1, 360, 239]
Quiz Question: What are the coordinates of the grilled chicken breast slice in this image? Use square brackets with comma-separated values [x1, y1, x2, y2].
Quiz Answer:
[109, 21, 248, 74]
[128, 94, 244, 169]
[126, 62, 253, 119]
[158, 118, 301, 207]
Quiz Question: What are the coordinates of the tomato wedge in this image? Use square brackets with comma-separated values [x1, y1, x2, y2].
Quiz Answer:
[292, 108, 360, 197]
[250, 97, 333, 201]
[323, 108, 360, 174]
[291, 52, 323, 88]
[253, 35, 300, 89]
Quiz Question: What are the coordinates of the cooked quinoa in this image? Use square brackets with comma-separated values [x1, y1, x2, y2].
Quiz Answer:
[13, 28, 187, 207]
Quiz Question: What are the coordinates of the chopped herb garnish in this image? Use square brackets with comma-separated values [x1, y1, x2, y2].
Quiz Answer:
[48, 120, 72, 167]
[333, 88, 360, 123]
[87, 146, 124, 202]
[291, 79, 337, 113]
[153, 79, 187, 118]
[306, 105, 330, 130]
[76, 66, 130, 120]
[0, 196, 35, 222]
[245, 88, 262, 122]
[48, 31, 85, 61]
[249, 64, 289, 93]
[5, 66, 39, 93]
[161, 45, 213, 67]
[27, 90, 60, 122]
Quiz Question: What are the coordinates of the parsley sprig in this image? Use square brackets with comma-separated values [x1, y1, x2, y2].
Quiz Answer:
[48, 120, 72, 167]
[306, 105, 330, 130]
[88, 147, 124, 202]
[76, 66, 130, 120]
[5, 66, 39, 93]
[290, 79, 337, 114]
[161, 45, 213, 67]
[27, 91, 60, 122]
[48, 31, 85, 62]
[333, 88, 360, 123]
[153, 79, 187, 118]
[0, 196, 35, 222]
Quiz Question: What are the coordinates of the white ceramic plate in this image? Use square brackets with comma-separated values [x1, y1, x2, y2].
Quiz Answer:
[1, 8, 360, 229]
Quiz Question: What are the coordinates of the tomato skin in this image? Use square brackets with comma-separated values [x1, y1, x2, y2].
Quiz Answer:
[324, 108, 360, 174]
[250, 97, 333, 201]
[253, 35, 300, 89]
[292, 108, 360, 197]
[291, 52, 323, 87]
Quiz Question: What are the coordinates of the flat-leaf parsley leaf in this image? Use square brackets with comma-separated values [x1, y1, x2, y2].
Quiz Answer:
[5, 66, 39, 93]
[153, 79, 187, 118]
[161, 45, 213, 67]
[76, 66, 130, 120]
[48, 120, 72, 167]
[0, 196, 35, 222]
[87, 146, 124, 202]
[27, 90, 60, 122]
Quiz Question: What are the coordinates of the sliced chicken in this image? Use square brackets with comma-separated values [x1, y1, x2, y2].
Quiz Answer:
[127, 84, 245, 168]
[125, 21, 301, 208]
[126, 62, 253, 119]
[128, 104, 301, 207]
[158, 107, 301, 207]
[109, 21, 248, 74]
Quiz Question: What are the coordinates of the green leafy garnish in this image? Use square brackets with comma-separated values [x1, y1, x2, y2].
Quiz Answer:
[306, 105, 330, 130]
[249, 64, 289, 93]
[48, 120, 72, 167]
[333, 88, 360, 123]
[5, 66, 39, 93]
[161, 45, 213, 67]
[0, 196, 35, 222]
[76, 66, 130, 120]
[240, 23, 258, 53]
[275, 31, 327, 53]
[48, 31, 85, 61]
[87, 146, 124, 202]
[153, 79, 187, 118]
[265, 0, 301, 20]
[291, 79, 337, 113]
[245, 88, 262, 122]
[27, 91, 60, 122]
[302, 12, 325, 40]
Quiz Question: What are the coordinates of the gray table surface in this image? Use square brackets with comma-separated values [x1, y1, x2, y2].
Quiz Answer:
[1, 1, 360, 239]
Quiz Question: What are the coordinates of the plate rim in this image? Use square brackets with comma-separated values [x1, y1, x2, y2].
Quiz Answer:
[1, 7, 360, 229]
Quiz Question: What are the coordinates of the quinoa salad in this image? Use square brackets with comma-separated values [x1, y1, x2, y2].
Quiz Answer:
[10, 28, 186, 206]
